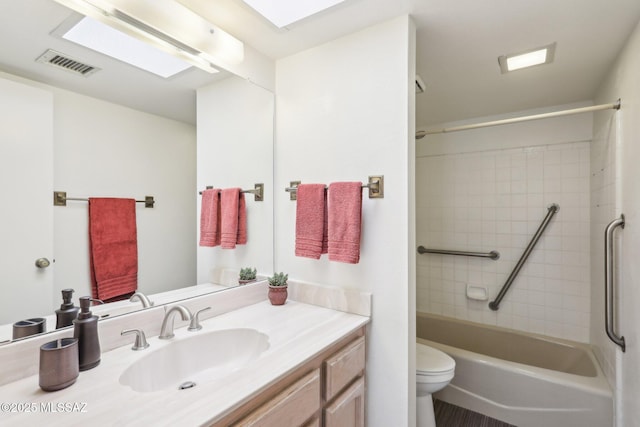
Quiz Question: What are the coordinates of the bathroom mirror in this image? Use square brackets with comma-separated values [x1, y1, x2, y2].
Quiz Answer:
[0, 1, 274, 343]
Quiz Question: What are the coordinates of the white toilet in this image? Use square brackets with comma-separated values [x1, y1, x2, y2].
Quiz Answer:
[416, 342, 456, 427]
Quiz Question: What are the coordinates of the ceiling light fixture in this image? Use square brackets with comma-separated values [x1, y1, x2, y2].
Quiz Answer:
[498, 43, 556, 73]
[241, 0, 347, 28]
[52, 0, 244, 74]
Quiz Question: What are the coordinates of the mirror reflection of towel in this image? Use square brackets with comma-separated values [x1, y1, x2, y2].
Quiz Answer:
[199, 189, 221, 247]
[89, 198, 138, 302]
[220, 188, 246, 249]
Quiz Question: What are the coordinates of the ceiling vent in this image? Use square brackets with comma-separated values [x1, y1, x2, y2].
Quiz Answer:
[36, 49, 100, 77]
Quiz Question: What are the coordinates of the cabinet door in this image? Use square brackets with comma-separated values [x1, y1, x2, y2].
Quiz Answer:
[324, 336, 365, 401]
[324, 377, 365, 427]
[0, 76, 53, 328]
[235, 369, 320, 427]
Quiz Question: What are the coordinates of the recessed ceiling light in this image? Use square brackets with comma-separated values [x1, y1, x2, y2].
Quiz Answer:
[241, 0, 347, 28]
[62, 16, 193, 78]
[498, 43, 556, 73]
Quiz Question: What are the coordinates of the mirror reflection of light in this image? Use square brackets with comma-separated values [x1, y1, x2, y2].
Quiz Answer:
[63, 16, 192, 78]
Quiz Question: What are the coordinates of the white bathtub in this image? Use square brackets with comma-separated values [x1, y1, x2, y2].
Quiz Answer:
[417, 312, 613, 427]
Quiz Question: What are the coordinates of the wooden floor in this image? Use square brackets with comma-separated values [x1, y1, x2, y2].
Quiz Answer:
[434, 400, 517, 427]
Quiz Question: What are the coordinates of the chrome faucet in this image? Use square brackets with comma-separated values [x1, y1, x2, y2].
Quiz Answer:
[129, 292, 154, 308]
[159, 305, 192, 339]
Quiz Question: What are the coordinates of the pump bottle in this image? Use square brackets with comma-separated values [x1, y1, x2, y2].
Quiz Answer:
[73, 296, 102, 371]
[55, 289, 79, 329]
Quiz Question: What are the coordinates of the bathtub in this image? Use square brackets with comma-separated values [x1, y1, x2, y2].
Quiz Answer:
[416, 312, 612, 427]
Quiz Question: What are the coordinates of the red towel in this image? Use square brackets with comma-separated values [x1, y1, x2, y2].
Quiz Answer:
[199, 188, 221, 247]
[237, 193, 247, 245]
[295, 184, 328, 259]
[88, 198, 138, 302]
[328, 182, 362, 264]
[221, 188, 243, 249]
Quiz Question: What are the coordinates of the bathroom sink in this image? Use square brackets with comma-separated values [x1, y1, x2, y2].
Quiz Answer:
[119, 328, 269, 392]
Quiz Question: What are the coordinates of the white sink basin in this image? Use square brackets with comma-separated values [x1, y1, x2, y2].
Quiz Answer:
[119, 328, 269, 392]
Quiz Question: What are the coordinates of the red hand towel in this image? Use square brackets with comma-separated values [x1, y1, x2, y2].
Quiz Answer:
[328, 182, 362, 264]
[295, 184, 328, 259]
[221, 188, 242, 249]
[199, 188, 221, 247]
[88, 198, 138, 302]
[237, 192, 247, 245]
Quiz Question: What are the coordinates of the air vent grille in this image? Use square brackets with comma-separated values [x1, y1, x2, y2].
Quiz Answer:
[36, 49, 100, 77]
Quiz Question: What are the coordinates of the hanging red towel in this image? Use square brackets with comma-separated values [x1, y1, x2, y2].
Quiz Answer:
[221, 188, 245, 249]
[295, 183, 328, 259]
[237, 192, 247, 245]
[199, 188, 221, 247]
[328, 182, 363, 264]
[88, 198, 138, 302]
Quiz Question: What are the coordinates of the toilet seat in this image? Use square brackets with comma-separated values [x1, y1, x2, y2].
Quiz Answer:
[416, 343, 455, 382]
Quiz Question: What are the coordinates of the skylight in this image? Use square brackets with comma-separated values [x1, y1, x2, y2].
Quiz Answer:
[498, 43, 556, 74]
[242, 0, 347, 28]
[62, 16, 193, 78]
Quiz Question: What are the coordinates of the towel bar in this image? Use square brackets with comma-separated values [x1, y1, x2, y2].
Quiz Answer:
[198, 183, 264, 202]
[285, 175, 384, 200]
[53, 191, 154, 208]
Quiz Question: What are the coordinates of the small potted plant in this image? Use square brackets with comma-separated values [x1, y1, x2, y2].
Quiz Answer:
[238, 267, 257, 285]
[267, 272, 288, 305]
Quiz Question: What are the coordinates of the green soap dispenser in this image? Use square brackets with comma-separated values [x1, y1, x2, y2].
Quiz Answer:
[73, 296, 102, 371]
[55, 289, 80, 329]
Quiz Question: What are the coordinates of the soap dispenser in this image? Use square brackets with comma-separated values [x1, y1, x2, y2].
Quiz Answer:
[55, 289, 80, 329]
[73, 296, 101, 371]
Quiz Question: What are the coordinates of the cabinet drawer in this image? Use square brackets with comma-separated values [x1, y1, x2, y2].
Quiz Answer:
[324, 336, 365, 401]
[324, 376, 365, 427]
[234, 369, 320, 427]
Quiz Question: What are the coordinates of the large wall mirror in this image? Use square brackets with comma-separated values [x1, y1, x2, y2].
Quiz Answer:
[0, 0, 274, 343]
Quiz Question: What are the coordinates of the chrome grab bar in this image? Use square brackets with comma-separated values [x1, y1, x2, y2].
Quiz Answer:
[417, 246, 500, 260]
[489, 204, 559, 311]
[604, 215, 625, 352]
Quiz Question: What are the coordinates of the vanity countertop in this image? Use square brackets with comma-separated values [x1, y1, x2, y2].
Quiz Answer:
[0, 300, 369, 426]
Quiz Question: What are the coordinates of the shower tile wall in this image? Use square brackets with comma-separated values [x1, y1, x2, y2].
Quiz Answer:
[416, 142, 591, 342]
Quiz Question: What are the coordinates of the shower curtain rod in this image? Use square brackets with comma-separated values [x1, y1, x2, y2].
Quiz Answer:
[417, 99, 621, 137]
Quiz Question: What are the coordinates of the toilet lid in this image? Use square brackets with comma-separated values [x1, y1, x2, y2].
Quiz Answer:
[416, 343, 455, 373]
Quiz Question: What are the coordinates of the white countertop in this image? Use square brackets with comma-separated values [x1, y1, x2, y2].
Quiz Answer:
[0, 300, 369, 426]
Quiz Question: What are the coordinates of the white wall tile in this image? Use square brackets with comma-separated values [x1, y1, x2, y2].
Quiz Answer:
[417, 141, 591, 342]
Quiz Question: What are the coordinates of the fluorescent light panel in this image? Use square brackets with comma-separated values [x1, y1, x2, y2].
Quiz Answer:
[63, 16, 192, 78]
[498, 43, 556, 73]
[53, 0, 244, 74]
[242, 0, 347, 28]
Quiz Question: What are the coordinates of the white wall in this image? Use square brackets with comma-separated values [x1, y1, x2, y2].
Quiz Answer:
[275, 16, 416, 426]
[52, 86, 197, 301]
[196, 76, 274, 282]
[592, 18, 640, 427]
[417, 105, 593, 342]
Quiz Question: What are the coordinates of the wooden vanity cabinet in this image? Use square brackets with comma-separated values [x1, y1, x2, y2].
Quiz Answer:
[218, 327, 366, 427]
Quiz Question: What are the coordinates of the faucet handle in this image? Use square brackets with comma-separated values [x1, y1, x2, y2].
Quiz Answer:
[188, 307, 212, 332]
[121, 329, 150, 351]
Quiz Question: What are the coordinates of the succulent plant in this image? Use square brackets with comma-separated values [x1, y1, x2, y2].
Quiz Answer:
[268, 272, 288, 287]
[239, 267, 257, 280]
